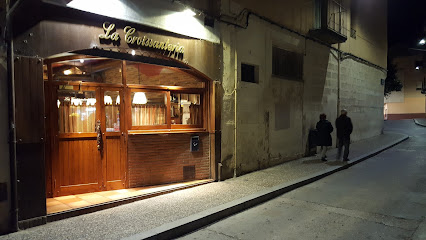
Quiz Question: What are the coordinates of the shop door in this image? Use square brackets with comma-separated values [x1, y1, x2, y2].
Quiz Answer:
[52, 85, 125, 196]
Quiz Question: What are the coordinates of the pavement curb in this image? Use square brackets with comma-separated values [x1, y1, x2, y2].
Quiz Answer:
[123, 134, 409, 240]
[413, 119, 426, 127]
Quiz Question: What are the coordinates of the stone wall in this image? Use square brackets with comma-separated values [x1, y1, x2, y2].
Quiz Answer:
[219, 14, 385, 177]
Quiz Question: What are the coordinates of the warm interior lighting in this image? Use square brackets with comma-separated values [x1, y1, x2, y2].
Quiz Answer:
[64, 69, 72, 75]
[80, 59, 85, 63]
[71, 97, 82, 106]
[57, 100, 61, 108]
[131, 49, 136, 56]
[87, 98, 96, 106]
[183, 8, 196, 17]
[133, 92, 147, 104]
[104, 95, 113, 105]
[116, 95, 120, 105]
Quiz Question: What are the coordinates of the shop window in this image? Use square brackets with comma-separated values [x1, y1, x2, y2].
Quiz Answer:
[126, 62, 204, 88]
[170, 93, 202, 125]
[104, 91, 120, 132]
[272, 46, 303, 81]
[131, 91, 167, 127]
[52, 58, 122, 84]
[57, 86, 96, 133]
[241, 63, 259, 83]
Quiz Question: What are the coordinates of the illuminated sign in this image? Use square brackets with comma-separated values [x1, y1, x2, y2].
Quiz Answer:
[99, 23, 185, 54]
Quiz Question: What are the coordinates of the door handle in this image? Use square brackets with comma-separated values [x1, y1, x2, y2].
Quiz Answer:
[96, 120, 102, 151]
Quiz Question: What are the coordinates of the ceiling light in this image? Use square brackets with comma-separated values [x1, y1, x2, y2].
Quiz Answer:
[131, 50, 136, 56]
[104, 95, 113, 105]
[133, 92, 147, 105]
[64, 69, 72, 75]
[183, 8, 196, 17]
[116, 95, 120, 105]
[80, 59, 85, 63]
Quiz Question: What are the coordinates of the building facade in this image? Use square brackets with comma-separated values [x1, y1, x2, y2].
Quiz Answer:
[385, 53, 426, 120]
[0, 0, 387, 234]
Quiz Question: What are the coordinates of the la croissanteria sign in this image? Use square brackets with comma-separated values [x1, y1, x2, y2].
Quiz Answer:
[99, 23, 185, 54]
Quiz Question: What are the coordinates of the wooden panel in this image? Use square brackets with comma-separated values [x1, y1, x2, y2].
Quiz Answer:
[14, 57, 44, 143]
[106, 137, 124, 190]
[57, 139, 100, 195]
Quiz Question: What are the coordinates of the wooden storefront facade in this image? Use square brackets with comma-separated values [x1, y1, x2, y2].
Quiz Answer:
[12, 16, 220, 224]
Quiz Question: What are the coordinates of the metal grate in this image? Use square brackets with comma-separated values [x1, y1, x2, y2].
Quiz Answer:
[183, 165, 196, 180]
[272, 47, 303, 81]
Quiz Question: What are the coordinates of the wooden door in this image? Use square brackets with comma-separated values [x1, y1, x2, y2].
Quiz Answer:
[101, 88, 126, 190]
[51, 85, 126, 196]
[52, 85, 103, 196]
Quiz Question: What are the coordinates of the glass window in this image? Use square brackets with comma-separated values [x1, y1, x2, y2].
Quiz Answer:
[126, 62, 204, 88]
[58, 87, 96, 133]
[170, 93, 202, 125]
[131, 91, 167, 126]
[52, 58, 122, 84]
[104, 91, 120, 132]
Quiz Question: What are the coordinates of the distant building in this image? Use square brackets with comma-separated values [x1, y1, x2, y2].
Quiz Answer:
[0, 0, 388, 233]
[385, 52, 426, 119]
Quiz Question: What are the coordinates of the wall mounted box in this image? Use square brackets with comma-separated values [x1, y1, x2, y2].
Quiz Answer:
[190, 136, 200, 152]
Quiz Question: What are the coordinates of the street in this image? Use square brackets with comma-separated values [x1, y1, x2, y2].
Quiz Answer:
[179, 120, 426, 240]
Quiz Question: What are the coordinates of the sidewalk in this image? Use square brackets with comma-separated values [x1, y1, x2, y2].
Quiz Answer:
[0, 132, 408, 240]
[414, 118, 426, 127]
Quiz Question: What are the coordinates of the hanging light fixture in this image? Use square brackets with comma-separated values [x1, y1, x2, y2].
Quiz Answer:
[104, 95, 113, 105]
[116, 95, 120, 105]
[132, 92, 147, 104]
[87, 98, 96, 106]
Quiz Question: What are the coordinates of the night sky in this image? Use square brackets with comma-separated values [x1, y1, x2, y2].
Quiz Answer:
[388, 0, 426, 47]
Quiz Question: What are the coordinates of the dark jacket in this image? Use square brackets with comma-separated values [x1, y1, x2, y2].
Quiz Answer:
[335, 115, 353, 140]
[316, 120, 333, 146]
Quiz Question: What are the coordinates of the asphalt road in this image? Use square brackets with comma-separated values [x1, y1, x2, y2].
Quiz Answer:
[179, 120, 426, 240]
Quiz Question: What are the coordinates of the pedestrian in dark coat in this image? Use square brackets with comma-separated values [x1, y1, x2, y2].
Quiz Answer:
[335, 109, 353, 161]
[316, 113, 333, 161]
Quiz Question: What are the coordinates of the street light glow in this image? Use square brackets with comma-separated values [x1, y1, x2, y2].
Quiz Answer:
[415, 66, 420, 70]
[420, 39, 426, 45]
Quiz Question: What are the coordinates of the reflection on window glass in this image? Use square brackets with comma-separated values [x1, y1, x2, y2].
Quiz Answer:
[131, 92, 166, 126]
[171, 93, 201, 125]
[105, 91, 120, 132]
[126, 62, 204, 88]
[52, 58, 122, 84]
[58, 87, 96, 133]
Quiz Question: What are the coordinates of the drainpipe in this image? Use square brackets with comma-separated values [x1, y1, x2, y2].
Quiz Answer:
[233, 44, 238, 178]
[337, 43, 341, 119]
[6, 0, 19, 232]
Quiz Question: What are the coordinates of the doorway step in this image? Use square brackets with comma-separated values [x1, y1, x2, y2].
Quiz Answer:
[46, 179, 213, 222]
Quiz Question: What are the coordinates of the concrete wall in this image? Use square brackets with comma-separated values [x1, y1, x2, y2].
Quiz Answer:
[226, 0, 387, 68]
[219, 4, 386, 177]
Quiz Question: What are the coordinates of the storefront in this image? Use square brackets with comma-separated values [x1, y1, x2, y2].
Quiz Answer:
[12, 13, 220, 225]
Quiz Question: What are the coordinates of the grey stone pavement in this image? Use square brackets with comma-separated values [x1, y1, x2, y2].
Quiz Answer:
[0, 122, 409, 240]
[179, 119, 426, 240]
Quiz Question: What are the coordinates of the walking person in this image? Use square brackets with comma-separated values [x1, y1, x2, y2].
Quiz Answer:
[316, 113, 333, 161]
[335, 109, 353, 161]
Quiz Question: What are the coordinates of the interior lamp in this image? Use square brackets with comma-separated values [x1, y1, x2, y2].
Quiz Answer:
[133, 92, 147, 104]
[104, 95, 113, 105]
[116, 95, 120, 105]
